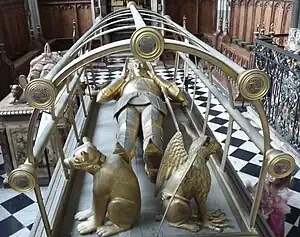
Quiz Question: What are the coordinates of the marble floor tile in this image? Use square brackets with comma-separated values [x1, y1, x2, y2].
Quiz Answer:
[9, 227, 31, 237]
[13, 203, 38, 227]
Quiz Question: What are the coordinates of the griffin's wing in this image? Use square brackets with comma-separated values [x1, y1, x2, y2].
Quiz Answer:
[154, 131, 188, 196]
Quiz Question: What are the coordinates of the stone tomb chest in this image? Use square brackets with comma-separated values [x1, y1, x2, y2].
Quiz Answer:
[0, 93, 75, 187]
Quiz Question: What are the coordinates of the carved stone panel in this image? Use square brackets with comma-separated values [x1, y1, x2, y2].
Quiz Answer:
[6, 125, 28, 168]
[0, 128, 13, 174]
[5, 122, 59, 169]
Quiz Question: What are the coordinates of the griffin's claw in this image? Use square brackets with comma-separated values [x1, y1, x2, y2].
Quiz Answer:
[210, 218, 227, 224]
[211, 209, 222, 215]
[208, 209, 223, 217]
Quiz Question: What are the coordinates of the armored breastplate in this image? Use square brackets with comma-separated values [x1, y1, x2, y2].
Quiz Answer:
[121, 77, 162, 97]
[114, 77, 168, 117]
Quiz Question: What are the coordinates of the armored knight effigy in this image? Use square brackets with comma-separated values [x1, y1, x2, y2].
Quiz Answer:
[96, 58, 188, 183]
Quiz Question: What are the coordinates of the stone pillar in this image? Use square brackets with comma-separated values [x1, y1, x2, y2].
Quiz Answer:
[291, 0, 300, 28]
[288, 0, 300, 51]
[151, 0, 158, 12]
[25, 0, 42, 38]
[216, 0, 224, 32]
[90, 0, 96, 24]
[223, 0, 230, 32]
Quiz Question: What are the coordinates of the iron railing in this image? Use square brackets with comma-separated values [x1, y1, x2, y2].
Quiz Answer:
[254, 38, 300, 152]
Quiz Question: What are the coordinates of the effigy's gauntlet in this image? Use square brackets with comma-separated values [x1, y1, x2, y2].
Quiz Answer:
[96, 77, 125, 103]
[153, 75, 188, 106]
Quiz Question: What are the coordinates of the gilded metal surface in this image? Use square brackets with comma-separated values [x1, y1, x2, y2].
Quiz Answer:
[49, 39, 248, 88]
[130, 27, 164, 61]
[64, 137, 141, 237]
[8, 163, 36, 192]
[97, 58, 186, 182]
[127, 1, 137, 7]
[249, 100, 271, 228]
[266, 149, 296, 179]
[221, 74, 235, 171]
[18, 5, 283, 236]
[52, 40, 132, 87]
[26, 78, 57, 109]
[237, 69, 270, 101]
[128, 1, 146, 29]
[155, 126, 229, 233]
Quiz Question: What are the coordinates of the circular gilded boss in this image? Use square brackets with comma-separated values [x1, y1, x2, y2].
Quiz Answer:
[266, 150, 295, 179]
[237, 69, 270, 101]
[26, 79, 57, 109]
[8, 164, 36, 192]
[130, 27, 164, 62]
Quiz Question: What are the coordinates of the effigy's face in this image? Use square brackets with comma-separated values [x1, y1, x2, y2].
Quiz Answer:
[128, 59, 150, 78]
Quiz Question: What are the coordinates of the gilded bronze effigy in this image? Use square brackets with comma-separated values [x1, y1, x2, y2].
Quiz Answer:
[96, 58, 187, 182]
[64, 137, 141, 236]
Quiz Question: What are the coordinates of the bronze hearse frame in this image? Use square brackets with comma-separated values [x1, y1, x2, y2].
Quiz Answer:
[7, 2, 295, 237]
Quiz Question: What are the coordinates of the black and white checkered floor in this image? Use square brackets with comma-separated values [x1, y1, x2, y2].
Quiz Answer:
[0, 59, 300, 236]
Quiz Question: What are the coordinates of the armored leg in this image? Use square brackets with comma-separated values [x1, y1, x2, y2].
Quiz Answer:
[115, 106, 140, 163]
[141, 105, 164, 183]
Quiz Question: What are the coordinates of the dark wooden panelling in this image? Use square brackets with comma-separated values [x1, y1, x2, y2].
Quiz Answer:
[38, 0, 92, 39]
[165, 0, 216, 34]
[230, 0, 292, 44]
[0, 47, 16, 100]
[198, 0, 216, 33]
[165, 0, 181, 28]
[0, 0, 30, 60]
[77, 4, 93, 36]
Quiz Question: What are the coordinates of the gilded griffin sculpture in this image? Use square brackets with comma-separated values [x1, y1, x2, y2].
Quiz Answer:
[64, 137, 141, 237]
[155, 125, 230, 232]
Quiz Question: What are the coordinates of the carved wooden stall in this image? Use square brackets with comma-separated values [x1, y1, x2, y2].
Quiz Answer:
[38, 0, 93, 39]
[207, 0, 293, 69]
[165, 0, 216, 35]
[162, 0, 216, 62]
[198, 0, 293, 102]
[0, 0, 41, 100]
[0, 45, 15, 101]
[0, 0, 31, 61]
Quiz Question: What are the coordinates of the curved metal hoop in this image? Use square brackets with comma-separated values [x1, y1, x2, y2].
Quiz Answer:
[51, 39, 240, 87]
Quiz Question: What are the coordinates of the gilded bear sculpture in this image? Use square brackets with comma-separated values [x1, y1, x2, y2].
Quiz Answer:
[64, 137, 141, 237]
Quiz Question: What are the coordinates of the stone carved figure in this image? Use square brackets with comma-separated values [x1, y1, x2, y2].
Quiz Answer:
[96, 58, 187, 182]
[27, 43, 62, 81]
[9, 75, 28, 104]
[64, 137, 141, 237]
[155, 125, 230, 232]
[247, 173, 292, 237]
[9, 127, 28, 166]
